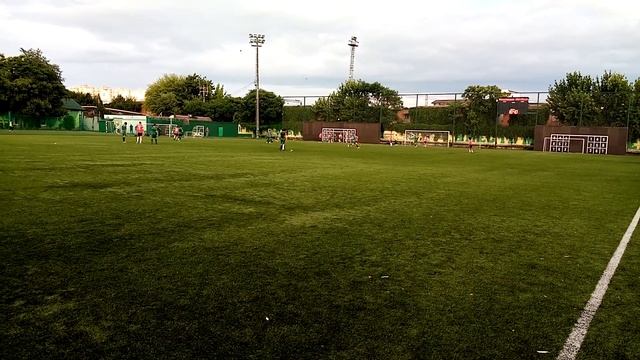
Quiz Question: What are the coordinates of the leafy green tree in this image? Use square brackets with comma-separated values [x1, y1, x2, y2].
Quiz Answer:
[209, 96, 242, 122]
[462, 85, 506, 120]
[548, 71, 636, 127]
[67, 91, 105, 117]
[155, 92, 180, 116]
[460, 85, 507, 136]
[67, 91, 95, 106]
[312, 80, 402, 125]
[182, 99, 207, 117]
[144, 73, 223, 116]
[237, 89, 284, 127]
[179, 73, 213, 103]
[211, 84, 227, 99]
[595, 71, 632, 127]
[630, 78, 640, 141]
[0, 54, 9, 113]
[182, 95, 241, 121]
[0, 48, 67, 117]
[144, 74, 185, 115]
[547, 72, 598, 125]
[107, 95, 143, 113]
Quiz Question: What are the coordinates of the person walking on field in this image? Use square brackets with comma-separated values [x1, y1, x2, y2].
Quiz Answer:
[135, 122, 144, 144]
[150, 124, 159, 144]
[121, 122, 127, 143]
[279, 129, 287, 151]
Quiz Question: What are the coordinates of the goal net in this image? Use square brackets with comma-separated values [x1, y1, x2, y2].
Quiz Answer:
[403, 130, 451, 147]
[191, 125, 205, 137]
[152, 124, 173, 137]
[320, 128, 357, 143]
[104, 120, 116, 134]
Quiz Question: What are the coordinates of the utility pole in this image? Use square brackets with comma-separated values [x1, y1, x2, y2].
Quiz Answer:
[199, 82, 209, 101]
[249, 33, 265, 138]
[348, 36, 358, 81]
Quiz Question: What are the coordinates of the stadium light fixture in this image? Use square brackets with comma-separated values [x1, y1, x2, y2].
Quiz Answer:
[249, 33, 266, 138]
[348, 36, 358, 81]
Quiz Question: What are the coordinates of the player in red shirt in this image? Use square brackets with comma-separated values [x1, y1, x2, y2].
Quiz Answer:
[135, 122, 145, 144]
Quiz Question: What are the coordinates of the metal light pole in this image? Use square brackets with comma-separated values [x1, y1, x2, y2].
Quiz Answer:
[348, 36, 358, 80]
[249, 33, 265, 138]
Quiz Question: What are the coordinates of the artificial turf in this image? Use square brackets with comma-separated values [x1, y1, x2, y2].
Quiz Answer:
[1, 131, 639, 359]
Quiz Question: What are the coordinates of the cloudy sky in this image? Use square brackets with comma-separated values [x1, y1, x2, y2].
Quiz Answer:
[1, 0, 639, 100]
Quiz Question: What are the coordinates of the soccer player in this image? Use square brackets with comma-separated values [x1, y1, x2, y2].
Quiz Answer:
[279, 129, 287, 151]
[121, 122, 127, 143]
[468, 137, 474, 153]
[172, 126, 179, 141]
[150, 124, 159, 144]
[353, 134, 360, 149]
[8, 120, 14, 132]
[135, 122, 144, 144]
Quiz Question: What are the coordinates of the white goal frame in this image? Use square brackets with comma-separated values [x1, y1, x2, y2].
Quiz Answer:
[104, 120, 116, 134]
[320, 128, 357, 143]
[191, 125, 205, 137]
[403, 130, 451, 147]
[543, 134, 609, 154]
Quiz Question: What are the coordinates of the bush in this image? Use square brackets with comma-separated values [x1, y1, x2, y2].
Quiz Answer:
[283, 106, 314, 134]
[408, 107, 455, 125]
[62, 115, 76, 130]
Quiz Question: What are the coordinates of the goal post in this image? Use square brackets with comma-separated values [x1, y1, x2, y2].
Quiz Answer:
[403, 130, 451, 147]
[320, 128, 357, 143]
[104, 120, 116, 134]
[192, 125, 205, 137]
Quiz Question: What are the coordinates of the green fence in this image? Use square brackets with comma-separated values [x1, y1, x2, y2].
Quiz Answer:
[145, 118, 238, 137]
[0, 111, 83, 130]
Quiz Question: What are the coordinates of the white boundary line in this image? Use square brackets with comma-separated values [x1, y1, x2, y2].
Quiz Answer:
[557, 205, 640, 360]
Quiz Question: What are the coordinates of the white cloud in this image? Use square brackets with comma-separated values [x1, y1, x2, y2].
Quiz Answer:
[1, 0, 639, 94]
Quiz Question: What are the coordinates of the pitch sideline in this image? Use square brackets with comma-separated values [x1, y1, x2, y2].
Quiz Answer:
[557, 205, 640, 360]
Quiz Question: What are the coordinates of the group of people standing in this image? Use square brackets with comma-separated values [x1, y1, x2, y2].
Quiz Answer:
[120, 122, 159, 144]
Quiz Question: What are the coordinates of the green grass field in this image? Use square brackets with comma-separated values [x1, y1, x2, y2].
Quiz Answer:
[1, 131, 639, 359]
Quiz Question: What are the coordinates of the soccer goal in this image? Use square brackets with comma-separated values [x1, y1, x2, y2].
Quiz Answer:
[320, 128, 357, 143]
[152, 124, 172, 137]
[403, 130, 451, 147]
[191, 125, 205, 137]
[104, 120, 116, 134]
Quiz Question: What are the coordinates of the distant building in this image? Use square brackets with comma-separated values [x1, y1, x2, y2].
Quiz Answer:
[396, 108, 410, 123]
[173, 115, 212, 122]
[431, 99, 467, 107]
[68, 85, 145, 103]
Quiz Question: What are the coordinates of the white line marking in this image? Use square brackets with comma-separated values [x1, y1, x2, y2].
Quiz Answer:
[557, 205, 640, 360]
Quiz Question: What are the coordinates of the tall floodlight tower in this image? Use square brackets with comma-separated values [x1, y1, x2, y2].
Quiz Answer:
[348, 36, 359, 81]
[249, 33, 265, 138]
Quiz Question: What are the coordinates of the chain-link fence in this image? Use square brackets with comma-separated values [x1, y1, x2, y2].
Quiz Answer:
[282, 91, 640, 150]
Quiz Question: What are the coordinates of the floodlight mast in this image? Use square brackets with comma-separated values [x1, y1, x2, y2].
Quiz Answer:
[348, 36, 359, 81]
[249, 33, 265, 138]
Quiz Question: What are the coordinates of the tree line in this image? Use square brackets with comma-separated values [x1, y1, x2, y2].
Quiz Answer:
[142, 73, 283, 128]
[1, 48, 639, 140]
